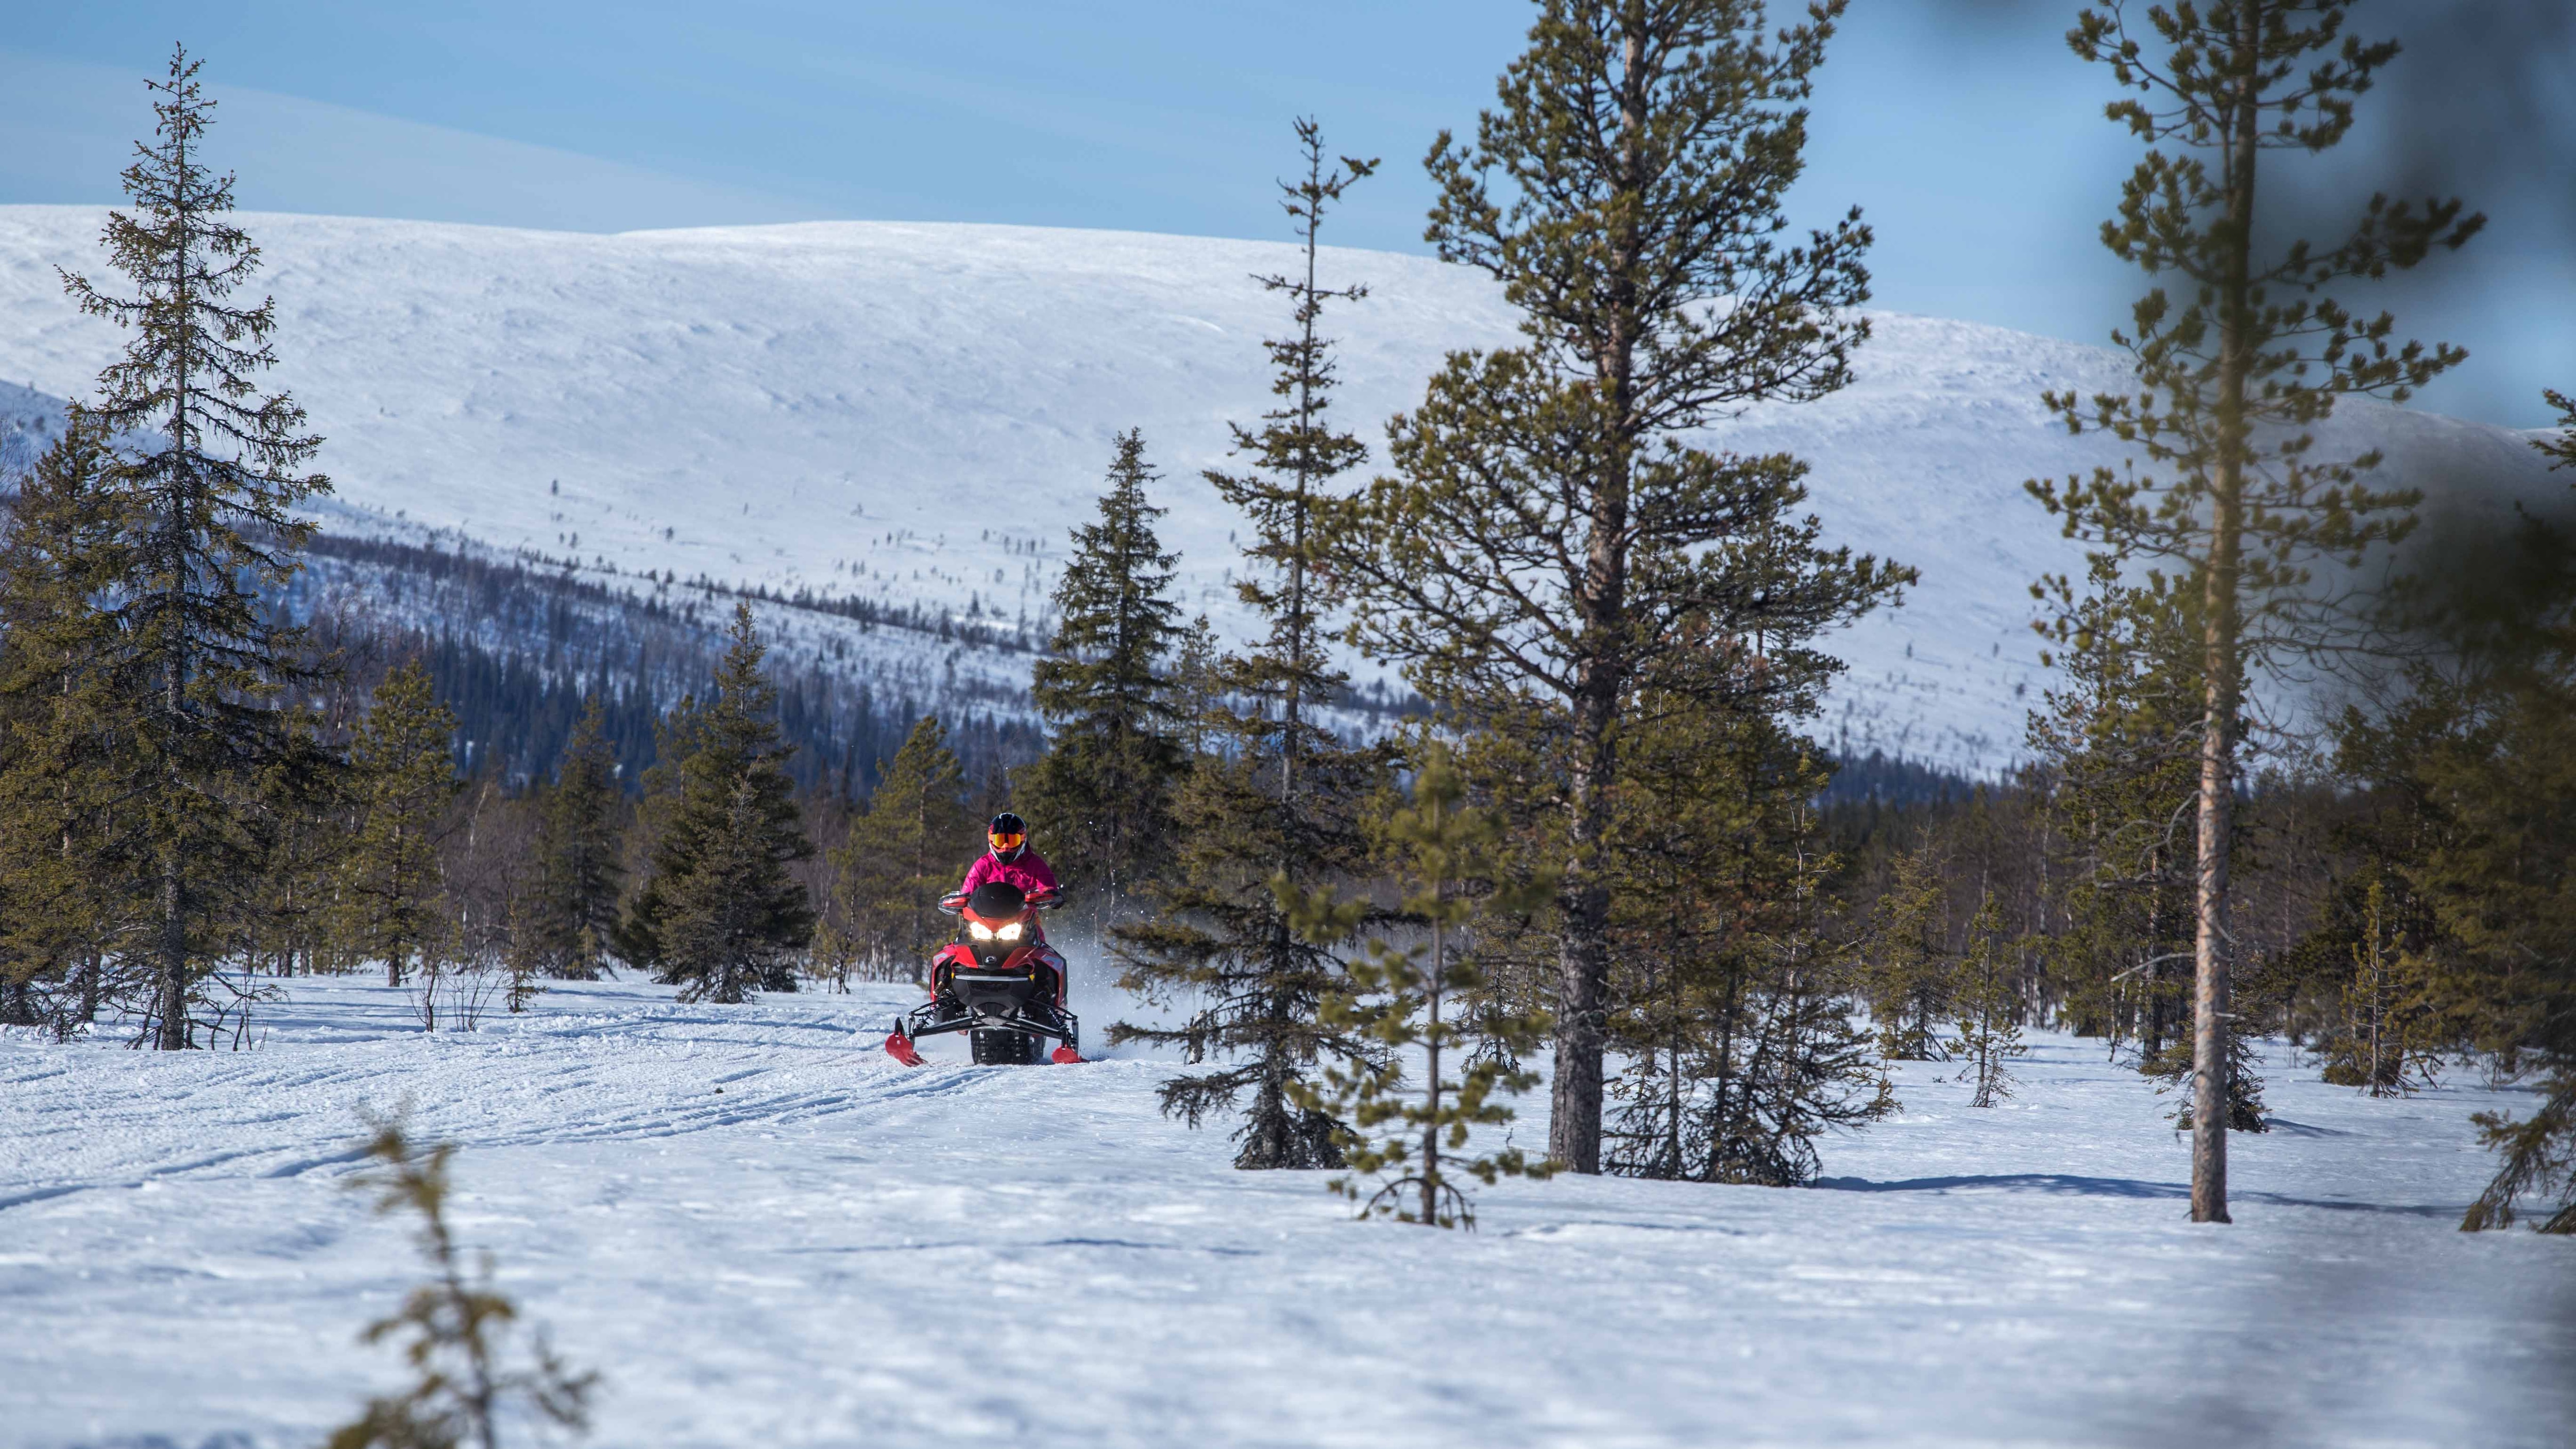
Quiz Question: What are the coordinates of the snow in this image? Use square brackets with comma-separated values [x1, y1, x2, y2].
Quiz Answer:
[5, 975, 2568, 1448]
[0, 208, 2555, 773]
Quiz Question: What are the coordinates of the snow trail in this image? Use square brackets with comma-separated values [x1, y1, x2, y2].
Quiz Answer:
[3, 976, 2568, 1448]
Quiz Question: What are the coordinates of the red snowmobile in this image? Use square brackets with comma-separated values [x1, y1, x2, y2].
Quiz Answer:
[883, 880, 1083, 1066]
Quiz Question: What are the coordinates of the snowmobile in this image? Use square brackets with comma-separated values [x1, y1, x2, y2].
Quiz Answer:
[882, 879, 1083, 1066]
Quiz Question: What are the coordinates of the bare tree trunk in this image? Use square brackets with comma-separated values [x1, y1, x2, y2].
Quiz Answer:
[1547, 12, 1655, 1179]
[1421, 913, 1443, 1225]
[1553, 675, 1618, 1174]
[157, 849, 189, 1050]
[2190, 0, 2263, 1226]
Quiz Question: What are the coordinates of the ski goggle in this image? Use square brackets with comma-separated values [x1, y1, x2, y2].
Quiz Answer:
[989, 831, 1025, 854]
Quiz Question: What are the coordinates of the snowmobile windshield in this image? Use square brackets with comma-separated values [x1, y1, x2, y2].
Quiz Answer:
[962, 881, 1029, 952]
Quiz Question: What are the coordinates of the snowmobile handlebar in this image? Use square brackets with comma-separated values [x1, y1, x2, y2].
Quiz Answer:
[937, 888, 1065, 916]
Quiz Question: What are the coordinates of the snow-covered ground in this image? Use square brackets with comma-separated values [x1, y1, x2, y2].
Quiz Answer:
[4, 975, 2567, 1448]
[1, 209, 2557, 773]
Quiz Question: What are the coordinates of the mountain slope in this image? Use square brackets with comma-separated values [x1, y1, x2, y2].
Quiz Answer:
[0, 208, 2554, 771]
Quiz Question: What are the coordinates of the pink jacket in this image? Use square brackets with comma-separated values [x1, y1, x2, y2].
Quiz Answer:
[959, 848, 1059, 901]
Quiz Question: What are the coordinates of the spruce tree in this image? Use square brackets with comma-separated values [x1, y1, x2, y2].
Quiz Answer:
[0, 414, 127, 1032]
[520, 696, 623, 980]
[337, 660, 459, 988]
[1319, 1, 1907, 1172]
[817, 714, 972, 982]
[1282, 745, 1553, 1227]
[1012, 431, 1187, 919]
[1109, 694, 1390, 1168]
[611, 693, 706, 969]
[642, 604, 812, 1003]
[2038, 1, 2481, 1222]
[1108, 125, 1397, 1169]
[1202, 117, 1376, 835]
[50, 46, 332, 1047]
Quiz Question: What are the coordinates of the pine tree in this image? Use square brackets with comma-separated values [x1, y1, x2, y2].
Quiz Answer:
[1860, 841, 1954, 1062]
[2028, 561, 2202, 1062]
[2038, 1, 2481, 1222]
[1602, 704, 1886, 1185]
[520, 696, 623, 980]
[1012, 431, 1187, 920]
[642, 604, 812, 1003]
[2337, 509, 2576, 1231]
[338, 660, 460, 989]
[329, 1114, 595, 1449]
[50, 46, 333, 1047]
[2537, 388, 2574, 473]
[817, 714, 972, 983]
[1282, 744, 1554, 1228]
[2317, 873, 2438, 1095]
[1953, 892, 2027, 1109]
[1319, 1, 1907, 1173]
[248, 714, 357, 980]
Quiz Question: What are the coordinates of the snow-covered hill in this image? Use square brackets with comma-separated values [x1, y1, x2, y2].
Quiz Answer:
[0, 208, 2556, 771]
[3, 978, 2568, 1447]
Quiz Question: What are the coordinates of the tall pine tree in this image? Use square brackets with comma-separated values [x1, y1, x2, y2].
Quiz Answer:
[54, 47, 332, 1046]
[1319, 1, 1906, 1172]
[640, 604, 812, 1003]
[1012, 431, 1187, 920]
[2037, 1, 2479, 1221]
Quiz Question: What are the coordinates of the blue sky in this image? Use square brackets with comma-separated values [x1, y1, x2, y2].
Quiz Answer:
[3, 1, 2566, 425]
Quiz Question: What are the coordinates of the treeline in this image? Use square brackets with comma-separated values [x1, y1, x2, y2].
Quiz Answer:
[294, 532, 1040, 794]
[1817, 496, 2576, 1231]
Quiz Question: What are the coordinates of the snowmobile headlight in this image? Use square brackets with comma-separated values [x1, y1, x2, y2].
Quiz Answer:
[996, 921, 1025, 942]
[968, 920, 994, 941]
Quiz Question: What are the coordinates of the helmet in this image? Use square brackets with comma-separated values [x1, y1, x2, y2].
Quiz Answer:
[987, 812, 1028, 860]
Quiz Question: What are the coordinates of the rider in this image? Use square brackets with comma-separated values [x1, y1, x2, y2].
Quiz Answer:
[945, 813, 1069, 1008]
